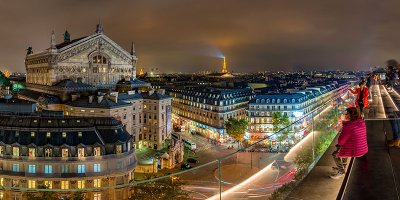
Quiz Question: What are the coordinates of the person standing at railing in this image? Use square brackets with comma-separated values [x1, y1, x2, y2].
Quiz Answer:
[388, 115, 400, 148]
[330, 107, 368, 179]
[349, 81, 369, 115]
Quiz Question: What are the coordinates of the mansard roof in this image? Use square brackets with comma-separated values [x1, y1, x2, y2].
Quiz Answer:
[0, 115, 130, 147]
[66, 97, 132, 109]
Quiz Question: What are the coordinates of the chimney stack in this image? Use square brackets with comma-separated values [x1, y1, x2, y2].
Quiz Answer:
[148, 90, 154, 96]
[97, 95, 104, 103]
[71, 94, 78, 101]
[109, 92, 119, 103]
[128, 91, 135, 95]
[88, 95, 94, 103]
[157, 89, 165, 95]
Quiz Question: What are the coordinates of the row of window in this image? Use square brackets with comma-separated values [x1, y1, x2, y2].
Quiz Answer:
[18, 179, 101, 189]
[13, 163, 102, 173]
[0, 191, 101, 200]
[1, 146, 104, 158]
[255, 98, 299, 104]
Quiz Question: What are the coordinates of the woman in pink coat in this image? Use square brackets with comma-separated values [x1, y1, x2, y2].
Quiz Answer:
[330, 107, 368, 179]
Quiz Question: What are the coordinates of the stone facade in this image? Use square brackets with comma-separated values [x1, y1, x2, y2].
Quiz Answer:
[25, 25, 137, 87]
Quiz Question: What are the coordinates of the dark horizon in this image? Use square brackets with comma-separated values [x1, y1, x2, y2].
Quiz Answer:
[1, 0, 399, 73]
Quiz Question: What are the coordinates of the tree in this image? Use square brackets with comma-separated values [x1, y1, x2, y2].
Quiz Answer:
[272, 112, 290, 143]
[11, 82, 26, 93]
[225, 118, 249, 148]
[24, 185, 58, 200]
[0, 71, 11, 86]
[24, 185, 85, 200]
[130, 177, 190, 200]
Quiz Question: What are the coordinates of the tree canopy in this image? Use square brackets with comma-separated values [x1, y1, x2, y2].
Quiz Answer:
[0, 71, 11, 86]
[130, 177, 190, 200]
[272, 112, 291, 142]
[225, 118, 249, 144]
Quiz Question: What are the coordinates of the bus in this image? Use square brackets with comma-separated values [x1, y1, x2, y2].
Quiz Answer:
[182, 139, 197, 150]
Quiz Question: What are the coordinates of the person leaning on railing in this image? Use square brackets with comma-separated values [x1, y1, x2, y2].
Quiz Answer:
[330, 107, 368, 179]
[349, 81, 369, 115]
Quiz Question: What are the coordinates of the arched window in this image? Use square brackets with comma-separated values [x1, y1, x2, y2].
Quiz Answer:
[92, 55, 108, 64]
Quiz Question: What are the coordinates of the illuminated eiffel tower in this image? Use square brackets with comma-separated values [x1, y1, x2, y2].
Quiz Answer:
[221, 57, 228, 73]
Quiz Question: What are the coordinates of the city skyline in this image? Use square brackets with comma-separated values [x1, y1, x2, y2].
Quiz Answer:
[1, 1, 400, 73]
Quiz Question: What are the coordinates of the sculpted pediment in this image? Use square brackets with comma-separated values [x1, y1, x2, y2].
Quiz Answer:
[56, 34, 136, 65]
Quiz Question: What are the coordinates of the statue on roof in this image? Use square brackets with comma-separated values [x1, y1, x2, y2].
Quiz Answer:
[130, 42, 136, 56]
[63, 30, 70, 42]
[96, 23, 104, 34]
[26, 47, 33, 55]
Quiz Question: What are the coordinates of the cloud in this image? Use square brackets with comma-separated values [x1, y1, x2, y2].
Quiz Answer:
[0, 0, 399, 73]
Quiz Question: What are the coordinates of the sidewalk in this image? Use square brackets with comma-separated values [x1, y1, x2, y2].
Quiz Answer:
[286, 84, 386, 200]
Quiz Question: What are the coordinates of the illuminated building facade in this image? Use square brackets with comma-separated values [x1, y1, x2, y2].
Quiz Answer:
[19, 25, 173, 151]
[248, 83, 350, 139]
[25, 24, 137, 87]
[169, 87, 254, 141]
[0, 115, 136, 200]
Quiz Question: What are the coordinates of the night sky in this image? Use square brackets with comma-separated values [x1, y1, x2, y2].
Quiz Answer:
[0, 0, 399, 73]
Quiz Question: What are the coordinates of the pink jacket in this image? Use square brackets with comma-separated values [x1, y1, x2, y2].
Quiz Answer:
[338, 119, 368, 158]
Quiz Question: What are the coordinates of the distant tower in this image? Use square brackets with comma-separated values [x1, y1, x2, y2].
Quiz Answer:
[139, 68, 144, 76]
[221, 57, 228, 73]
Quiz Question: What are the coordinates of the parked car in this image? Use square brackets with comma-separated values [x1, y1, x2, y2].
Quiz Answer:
[181, 163, 192, 170]
[187, 158, 199, 164]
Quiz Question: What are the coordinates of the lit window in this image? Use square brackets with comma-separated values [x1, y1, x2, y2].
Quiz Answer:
[61, 181, 69, 189]
[77, 180, 85, 189]
[0, 146, 4, 156]
[33, 119, 37, 123]
[29, 148, 36, 157]
[77, 120, 80, 123]
[62, 148, 69, 157]
[48, 120, 52, 123]
[47, 132, 51, 138]
[12, 147, 19, 157]
[45, 148, 52, 157]
[45, 165, 53, 174]
[81, 110, 85, 112]
[94, 164, 101, 172]
[0, 178, 3, 186]
[78, 164, 85, 173]
[78, 132, 82, 137]
[94, 193, 101, 200]
[78, 148, 85, 157]
[93, 179, 101, 188]
[28, 180, 35, 189]
[116, 145, 122, 154]
[44, 181, 52, 189]
[31, 132, 35, 137]
[12, 164, 19, 172]
[61, 120, 65, 123]
[62, 132, 67, 138]
[90, 110, 95, 113]
[94, 147, 101, 156]
[28, 164, 36, 173]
